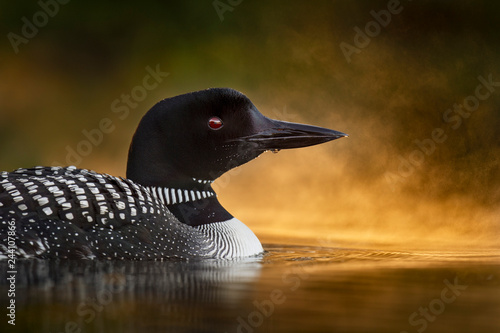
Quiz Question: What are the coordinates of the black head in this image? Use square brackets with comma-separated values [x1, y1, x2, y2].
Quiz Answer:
[126, 88, 346, 188]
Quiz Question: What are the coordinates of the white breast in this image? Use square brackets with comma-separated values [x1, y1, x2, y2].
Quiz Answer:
[195, 218, 264, 259]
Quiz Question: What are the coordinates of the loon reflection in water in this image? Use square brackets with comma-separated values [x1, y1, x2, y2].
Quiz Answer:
[2, 257, 263, 332]
[0, 88, 346, 260]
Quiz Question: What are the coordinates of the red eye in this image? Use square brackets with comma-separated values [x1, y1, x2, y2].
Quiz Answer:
[208, 116, 223, 130]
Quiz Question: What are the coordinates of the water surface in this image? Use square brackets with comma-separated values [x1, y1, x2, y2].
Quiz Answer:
[1, 245, 499, 333]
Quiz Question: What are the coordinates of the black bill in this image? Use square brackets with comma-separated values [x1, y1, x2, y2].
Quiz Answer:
[240, 118, 347, 150]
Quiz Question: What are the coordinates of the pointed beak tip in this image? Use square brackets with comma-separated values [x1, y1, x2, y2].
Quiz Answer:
[329, 130, 348, 140]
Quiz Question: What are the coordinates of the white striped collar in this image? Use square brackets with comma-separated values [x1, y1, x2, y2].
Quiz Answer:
[147, 186, 215, 206]
[192, 177, 214, 185]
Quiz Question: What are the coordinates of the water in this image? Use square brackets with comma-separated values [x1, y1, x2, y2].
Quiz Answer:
[1, 245, 499, 333]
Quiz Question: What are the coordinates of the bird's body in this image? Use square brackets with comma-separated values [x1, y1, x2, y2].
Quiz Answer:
[0, 88, 346, 260]
[0, 166, 261, 259]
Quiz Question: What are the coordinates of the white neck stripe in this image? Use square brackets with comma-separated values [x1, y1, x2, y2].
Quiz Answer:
[148, 186, 215, 206]
[192, 177, 214, 185]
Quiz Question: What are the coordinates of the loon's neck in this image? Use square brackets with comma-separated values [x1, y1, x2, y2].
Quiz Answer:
[146, 184, 264, 258]
[146, 184, 232, 226]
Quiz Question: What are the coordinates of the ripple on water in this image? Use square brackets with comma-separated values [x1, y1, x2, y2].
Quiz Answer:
[262, 244, 500, 267]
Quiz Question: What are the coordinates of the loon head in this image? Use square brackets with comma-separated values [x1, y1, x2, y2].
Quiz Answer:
[126, 88, 346, 226]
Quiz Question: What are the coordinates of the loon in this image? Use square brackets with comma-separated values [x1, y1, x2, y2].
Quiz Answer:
[0, 88, 346, 260]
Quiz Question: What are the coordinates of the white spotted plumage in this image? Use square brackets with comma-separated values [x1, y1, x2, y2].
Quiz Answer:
[0, 166, 227, 260]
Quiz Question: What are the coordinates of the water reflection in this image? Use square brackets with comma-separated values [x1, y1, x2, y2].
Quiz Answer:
[1, 257, 263, 333]
[1, 246, 499, 333]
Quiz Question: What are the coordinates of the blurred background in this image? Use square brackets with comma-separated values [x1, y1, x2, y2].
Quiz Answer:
[0, 0, 498, 251]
